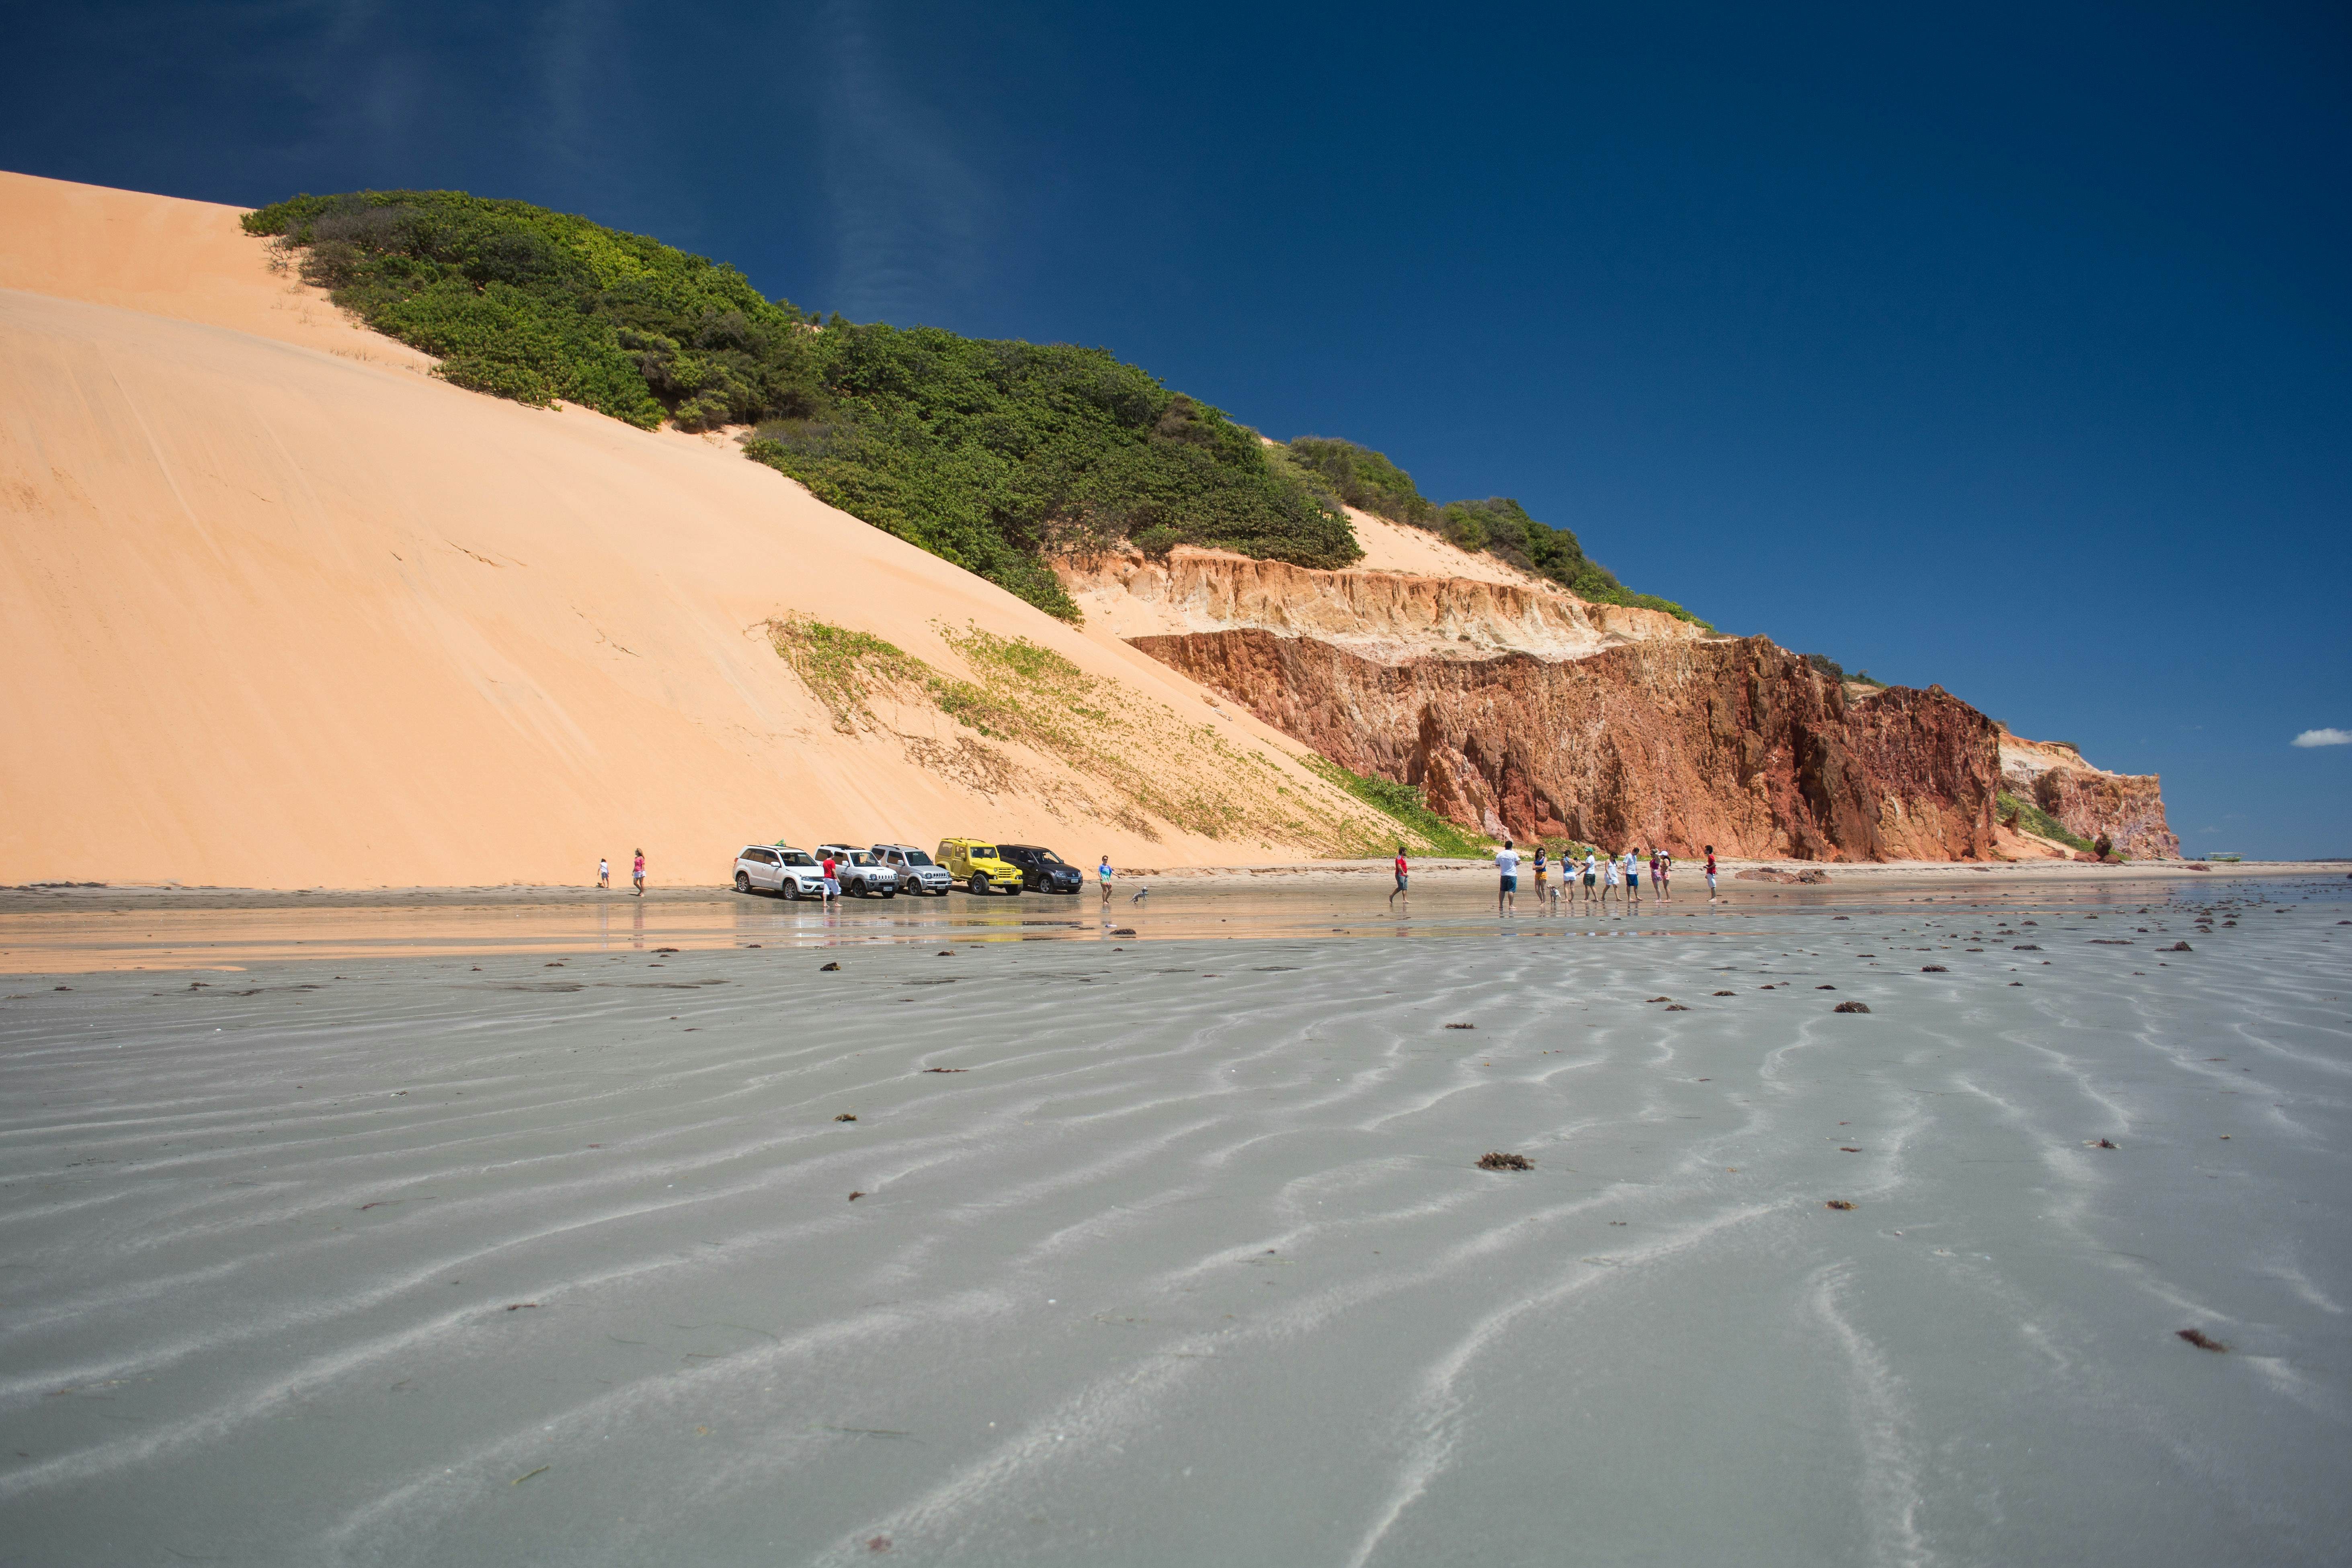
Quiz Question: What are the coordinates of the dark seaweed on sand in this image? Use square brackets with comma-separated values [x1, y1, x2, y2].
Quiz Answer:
[2177, 1328, 2226, 1352]
[1477, 1152, 1533, 1170]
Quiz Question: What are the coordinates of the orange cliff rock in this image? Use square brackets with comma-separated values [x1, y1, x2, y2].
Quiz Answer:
[1131, 629, 2003, 861]
[1999, 732, 2180, 859]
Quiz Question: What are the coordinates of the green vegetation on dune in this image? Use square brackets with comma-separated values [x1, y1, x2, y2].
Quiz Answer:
[1282, 438, 1708, 626]
[246, 190, 1696, 627]
[1300, 758, 1491, 858]
[245, 190, 1352, 619]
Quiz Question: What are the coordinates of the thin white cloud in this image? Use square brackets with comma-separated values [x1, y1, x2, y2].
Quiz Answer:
[2290, 728, 2350, 748]
[817, 0, 988, 322]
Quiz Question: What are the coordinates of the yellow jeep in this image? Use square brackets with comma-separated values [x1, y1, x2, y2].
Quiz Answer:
[937, 838, 1025, 896]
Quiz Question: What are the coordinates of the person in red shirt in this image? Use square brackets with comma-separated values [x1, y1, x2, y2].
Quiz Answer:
[820, 853, 841, 907]
[1389, 845, 1409, 909]
[1704, 846, 1718, 902]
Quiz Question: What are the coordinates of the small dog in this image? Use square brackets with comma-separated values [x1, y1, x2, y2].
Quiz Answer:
[1130, 885, 1150, 904]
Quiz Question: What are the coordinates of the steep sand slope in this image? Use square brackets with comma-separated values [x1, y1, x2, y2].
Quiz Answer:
[0, 174, 1384, 886]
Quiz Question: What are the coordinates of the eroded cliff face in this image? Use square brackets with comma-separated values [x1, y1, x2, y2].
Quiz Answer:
[1999, 734, 2180, 859]
[1058, 546, 1700, 663]
[1133, 630, 2001, 861]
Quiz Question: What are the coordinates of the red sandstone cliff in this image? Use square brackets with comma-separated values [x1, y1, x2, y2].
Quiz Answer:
[1133, 629, 2001, 861]
[1999, 733, 2180, 859]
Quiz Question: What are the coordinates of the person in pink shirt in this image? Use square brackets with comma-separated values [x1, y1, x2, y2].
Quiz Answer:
[631, 849, 645, 896]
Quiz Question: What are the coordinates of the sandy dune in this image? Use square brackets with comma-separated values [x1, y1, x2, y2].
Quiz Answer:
[0, 173, 1387, 888]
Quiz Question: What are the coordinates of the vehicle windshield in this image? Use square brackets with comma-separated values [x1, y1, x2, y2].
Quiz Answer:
[972, 846, 998, 860]
[898, 850, 934, 866]
[844, 851, 877, 865]
[778, 851, 817, 867]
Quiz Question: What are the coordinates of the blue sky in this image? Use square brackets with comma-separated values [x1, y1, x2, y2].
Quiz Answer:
[8, 2, 2348, 856]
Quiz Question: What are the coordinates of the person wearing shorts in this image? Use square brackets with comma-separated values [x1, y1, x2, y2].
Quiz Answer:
[1601, 854, 1618, 911]
[820, 853, 841, 907]
[1389, 846, 1409, 908]
[598, 857, 609, 890]
[1495, 838, 1519, 914]
[1624, 849, 1640, 910]
[1582, 851, 1598, 909]
[1099, 854, 1113, 906]
[631, 849, 645, 897]
[1704, 846, 1718, 900]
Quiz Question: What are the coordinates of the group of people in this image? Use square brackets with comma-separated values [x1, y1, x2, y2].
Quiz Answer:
[1386, 840, 1722, 913]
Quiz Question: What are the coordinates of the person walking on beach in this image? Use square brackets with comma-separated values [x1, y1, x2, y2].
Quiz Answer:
[1389, 845, 1409, 909]
[819, 851, 841, 908]
[1704, 845, 1719, 901]
[1624, 848, 1641, 911]
[631, 849, 645, 896]
[1532, 845, 1548, 908]
[598, 857, 609, 890]
[1098, 854, 1113, 907]
[1495, 838, 1519, 914]
[1601, 851, 1619, 912]
[1657, 849, 1672, 901]
[1582, 849, 1598, 910]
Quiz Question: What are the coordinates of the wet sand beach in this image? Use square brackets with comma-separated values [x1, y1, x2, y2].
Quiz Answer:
[1, 874, 2347, 1564]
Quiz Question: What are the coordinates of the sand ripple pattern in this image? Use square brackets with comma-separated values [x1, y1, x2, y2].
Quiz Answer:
[2, 889, 2348, 1564]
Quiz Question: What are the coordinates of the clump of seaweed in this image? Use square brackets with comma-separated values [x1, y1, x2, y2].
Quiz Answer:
[1478, 1152, 1533, 1171]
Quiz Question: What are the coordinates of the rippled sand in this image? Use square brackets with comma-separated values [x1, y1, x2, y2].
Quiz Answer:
[2, 879, 2346, 1564]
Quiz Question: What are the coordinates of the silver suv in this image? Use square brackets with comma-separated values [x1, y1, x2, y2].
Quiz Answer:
[873, 843, 952, 896]
[814, 844, 899, 898]
[734, 844, 826, 899]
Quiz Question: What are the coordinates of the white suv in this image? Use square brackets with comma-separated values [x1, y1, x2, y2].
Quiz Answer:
[814, 844, 899, 898]
[733, 844, 826, 899]
[874, 843, 953, 896]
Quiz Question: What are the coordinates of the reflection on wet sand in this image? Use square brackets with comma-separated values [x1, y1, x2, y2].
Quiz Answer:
[0, 875, 2299, 973]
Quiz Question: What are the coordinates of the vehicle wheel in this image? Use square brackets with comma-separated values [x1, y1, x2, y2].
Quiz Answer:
[971, 874, 990, 896]
[735, 871, 751, 893]
[781, 881, 799, 902]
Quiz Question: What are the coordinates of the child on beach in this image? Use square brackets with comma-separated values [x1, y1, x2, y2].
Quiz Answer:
[1390, 846, 1409, 908]
[631, 850, 644, 896]
[598, 857, 609, 890]
[1099, 854, 1113, 906]
[1704, 846, 1718, 900]
[1495, 838, 1519, 915]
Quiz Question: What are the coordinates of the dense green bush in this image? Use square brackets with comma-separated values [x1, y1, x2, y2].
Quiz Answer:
[1281, 438, 1707, 626]
[745, 329, 1359, 620]
[247, 190, 1353, 619]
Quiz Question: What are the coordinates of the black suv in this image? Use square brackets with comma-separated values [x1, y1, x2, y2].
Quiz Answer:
[998, 844, 1084, 894]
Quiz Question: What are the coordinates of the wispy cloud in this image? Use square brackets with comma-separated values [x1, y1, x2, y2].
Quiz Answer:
[2290, 728, 2350, 748]
[816, 0, 988, 322]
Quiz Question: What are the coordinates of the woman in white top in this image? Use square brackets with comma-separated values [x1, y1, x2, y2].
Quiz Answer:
[1601, 853, 1619, 910]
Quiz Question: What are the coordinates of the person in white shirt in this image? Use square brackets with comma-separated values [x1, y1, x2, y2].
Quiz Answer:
[1495, 838, 1519, 914]
[597, 857, 609, 890]
[1623, 849, 1640, 910]
[1601, 852, 1620, 912]
[1582, 850, 1599, 910]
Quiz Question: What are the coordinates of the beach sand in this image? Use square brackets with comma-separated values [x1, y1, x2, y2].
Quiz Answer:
[2, 872, 2346, 1563]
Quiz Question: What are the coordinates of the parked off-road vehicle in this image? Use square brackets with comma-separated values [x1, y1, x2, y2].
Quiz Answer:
[815, 844, 899, 898]
[937, 838, 1025, 896]
[734, 844, 826, 898]
[874, 843, 953, 896]
[998, 844, 1084, 894]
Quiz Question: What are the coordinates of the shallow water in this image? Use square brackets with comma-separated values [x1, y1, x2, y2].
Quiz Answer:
[0, 879, 2346, 1563]
[0, 872, 2323, 972]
